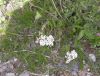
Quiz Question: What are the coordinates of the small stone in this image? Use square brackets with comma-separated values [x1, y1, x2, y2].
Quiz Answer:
[6, 73, 15, 76]
[71, 71, 78, 76]
[86, 72, 93, 76]
[19, 70, 30, 76]
[89, 54, 96, 62]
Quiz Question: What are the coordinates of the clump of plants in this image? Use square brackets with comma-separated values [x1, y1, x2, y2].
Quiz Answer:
[0, 0, 100, 74]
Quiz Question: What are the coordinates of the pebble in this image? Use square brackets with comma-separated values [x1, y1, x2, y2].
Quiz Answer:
[6, 73, 15, 76]
[89, 54, 96, 62]
[19, 70, 30, 76]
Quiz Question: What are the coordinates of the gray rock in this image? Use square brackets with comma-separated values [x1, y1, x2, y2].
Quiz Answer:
[19, 70, 31, 76]
[5, 73, 15, 76]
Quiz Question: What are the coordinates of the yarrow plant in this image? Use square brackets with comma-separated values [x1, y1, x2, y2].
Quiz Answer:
[35, 35, 54, 47]
[65, 50, 78, 63]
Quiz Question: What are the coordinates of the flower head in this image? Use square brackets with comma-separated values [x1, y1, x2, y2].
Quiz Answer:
[35, 35, 54, 47]
[65, 50, 78, 63]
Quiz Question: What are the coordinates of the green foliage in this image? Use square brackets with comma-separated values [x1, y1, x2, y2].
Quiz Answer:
[0, 0, 4, 5]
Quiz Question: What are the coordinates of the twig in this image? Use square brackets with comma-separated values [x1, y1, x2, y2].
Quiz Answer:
[59, 0, 63, 12]
[51, 0, 62, 18]
[30, 72, 48, 76]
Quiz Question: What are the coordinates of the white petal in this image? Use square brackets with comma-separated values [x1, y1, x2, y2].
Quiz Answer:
[65, 50, 78, 64]
[40, 40, 45, 46]
[66, 59, 71, 63]
[48, 35, 54, 41]
[45, 40, 49, 46]
[66, 51, 70, 55]
[71, 50, 78, 58]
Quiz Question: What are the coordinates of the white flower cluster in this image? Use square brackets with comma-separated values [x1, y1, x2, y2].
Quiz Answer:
[65, 50, 78, 63]
[35, 35, 54, 46]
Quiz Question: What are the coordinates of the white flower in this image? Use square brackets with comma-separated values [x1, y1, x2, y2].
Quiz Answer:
[40, 39, 46, 46]
[71, 50, 78, 58]
[65, 50, 78, 63]
[45, 40, 49, 46]
[48, 35, 54, 41]
[35, 35, 54, 47]
[89, 54, 96, 62]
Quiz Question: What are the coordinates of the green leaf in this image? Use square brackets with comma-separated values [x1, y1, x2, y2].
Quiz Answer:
[24, 0, 29, 2]
[0, 0, 3, 5]
[35, 11, 42, 20]
[78, 30, 85, 40]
